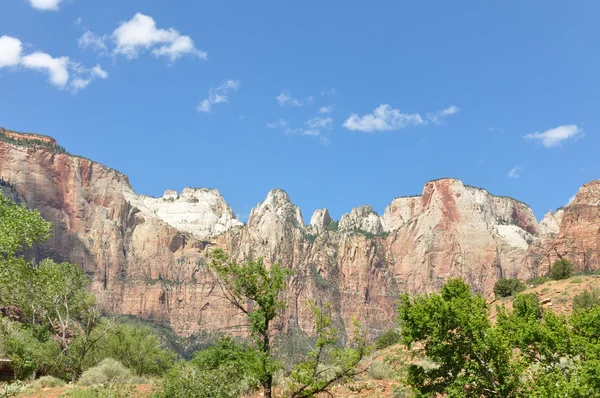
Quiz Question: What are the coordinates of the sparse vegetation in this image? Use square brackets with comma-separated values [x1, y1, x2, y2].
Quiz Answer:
[77, 358, 132, 386]
[326, 220, 339, 232]
[573, 289, 600, 311]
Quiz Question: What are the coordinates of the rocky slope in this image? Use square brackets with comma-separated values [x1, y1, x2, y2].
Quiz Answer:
[0, 128, 598, 339]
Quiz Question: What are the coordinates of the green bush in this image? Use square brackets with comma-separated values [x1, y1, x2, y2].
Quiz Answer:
[550, 259, 574, 280]
[77, 358, 132, 386]
[573, 290, 600, 311]
[158, 337, 260, 398]
[93, 323, 176, 376]
[0, 380, 27, 397]
[513, 294, 542, 320]
[375, 329, 401, 350]
[30, 375, 66, 389]
[493, 278, 526, 298]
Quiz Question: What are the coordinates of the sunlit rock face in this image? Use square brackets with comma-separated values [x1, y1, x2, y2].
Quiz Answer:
[139, 188, 242, 239]
[1, 128, 598, 339]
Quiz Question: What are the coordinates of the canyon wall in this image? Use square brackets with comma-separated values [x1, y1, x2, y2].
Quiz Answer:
[1, 129, 598, 339]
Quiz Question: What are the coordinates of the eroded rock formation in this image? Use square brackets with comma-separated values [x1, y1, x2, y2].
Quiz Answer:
[0, 128, 598, 339]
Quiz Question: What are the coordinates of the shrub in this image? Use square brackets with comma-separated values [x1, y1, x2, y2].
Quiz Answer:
[62, 383, 137, 398]
[367, 361, 394, 380]
[550, 259, 574, 280]
[0, 380, 27, 397]
[30, 375, 66, 389]
[513, 294, 542, 320]
[573, 290, 600, 311]
[375, 329, 401, 350]
[158, 337, 260, 398]
[493, 278, 526, 298]
[77, 358, 131, 386]
[94, 323, 176, 376]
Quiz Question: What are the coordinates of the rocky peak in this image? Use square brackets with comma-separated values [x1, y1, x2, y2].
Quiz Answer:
[339, 205, 383, 235]
[248, 189, 304, 229]
[380, 196, 422, 232]
[309, 208, 332, 234]
[539, 209, 565, 236]
[571, 180, 600, 206]
[139, 188, 242, 239]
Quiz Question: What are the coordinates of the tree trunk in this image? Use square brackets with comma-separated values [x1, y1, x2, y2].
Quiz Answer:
[263, 375, 273, 398]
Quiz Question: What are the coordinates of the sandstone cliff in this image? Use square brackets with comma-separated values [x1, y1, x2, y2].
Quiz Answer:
[1, 128, 598, 340]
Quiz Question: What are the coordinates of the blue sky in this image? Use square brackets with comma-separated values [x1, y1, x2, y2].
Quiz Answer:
[0, 0, 598, 222]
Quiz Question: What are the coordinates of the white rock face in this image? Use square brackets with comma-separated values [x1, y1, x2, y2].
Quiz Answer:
[309, 208, 332, 234]
[139, 188, 242, 239]
[380, 196, 421, 232]
[248, 189, 304, 235]
[492, 225, 534, 250]
[539, 209, 564, 236]
[339, 205, 383, 235]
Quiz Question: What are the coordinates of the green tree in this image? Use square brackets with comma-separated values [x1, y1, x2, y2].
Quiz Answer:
[493, 277, 526, 298]
[286, 302, 369, 397]
[208, 249, 290, 398]
[0, 191, 51, 260]
[550, 258, 574, 280]
[161, 337, 261, 398]
[398, 278, 524, 397]
[93, 323, 177, 376]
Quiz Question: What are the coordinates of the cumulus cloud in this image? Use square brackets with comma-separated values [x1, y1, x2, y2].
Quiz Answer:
[321, 87, 336, 96]
[20, 52, 70, 88]
[0, 35, 107, 92]
[266, 119, 287, 129]
[319, 104, 334, 114]
[343, 104, 424, 133]
[78, 31, 108, 53]
[0, 36, 22, 67]
[197, 79, 240, 113]
[28, 0, 63, 11]
[113, 13, 207, 62]
[524, 125, 583, 148]
[507, 166, 523, 179]
[427, 105, 460, 124]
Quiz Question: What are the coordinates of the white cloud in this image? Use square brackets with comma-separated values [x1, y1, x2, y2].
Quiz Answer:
[507, 166, 523, 179]
[319, 104, 334, 114]
[68, 64, 108, 93]
[78, 31, 108, 53]
[343, 104, 424, 133]
[197, 79, 240, 113]
[306, 116, 333, 130]
[21, 52, 70, 88]
[28, 0, 63, 11]
[0, 35, 106, 92]
[0, 36, 22, 67]
[427, 105, 460, 124]
[276, 91, 304, 107]
[267, 119, 287, 129]
[113, 13, 207, 62]
[488, 127, 505, 134]
[321, 87, 336, 96]
[567, 194, 577, 205]
[524, 125, 583, 148]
